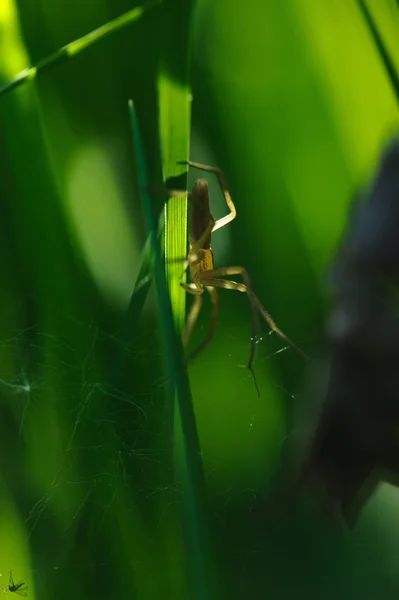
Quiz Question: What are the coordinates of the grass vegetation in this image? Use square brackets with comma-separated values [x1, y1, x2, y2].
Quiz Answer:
[0, 1, 398, 599]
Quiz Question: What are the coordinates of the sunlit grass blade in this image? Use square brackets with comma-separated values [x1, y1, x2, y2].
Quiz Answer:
[356, 0, 399, 101]
[0, 0, 160, 98]
[129, 100, 216, 600]
[157, 0, 194, 332]
[159, 76, 190, 331]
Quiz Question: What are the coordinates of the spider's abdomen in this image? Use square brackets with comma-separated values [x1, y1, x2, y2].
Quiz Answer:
[190, 248, 214, 281]
[190, 179, 215, 249]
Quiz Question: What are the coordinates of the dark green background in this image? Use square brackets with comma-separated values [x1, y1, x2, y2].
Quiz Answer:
[0, 0, 398, 598]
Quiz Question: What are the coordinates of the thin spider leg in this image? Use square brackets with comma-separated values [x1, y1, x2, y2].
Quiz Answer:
[182, 294, 203, 347]
[170, 248, 206, 281]
[186, 248, 206, 270]
[181, 282, 202, 295]
[199, 276, 261, 395]
[198, 266, 309, 362]
[180, 161, 237, 232]
[198, 276, 259, 387]
[250, 292, 309, 361]
[187, 286, 220, 362]
[247, 291, 261, 395]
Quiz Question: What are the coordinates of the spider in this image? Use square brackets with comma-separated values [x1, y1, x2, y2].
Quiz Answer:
[3, 572, 27, 596]
[178, 161, 308, 392]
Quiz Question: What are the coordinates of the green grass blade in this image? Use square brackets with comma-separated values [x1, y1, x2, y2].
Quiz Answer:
[0, 0, 160, 98]
[129, 100, 216, 600]
[158, 0, 195, 331]
[357, 0, 399, 101]
[159, 76, 190, 330]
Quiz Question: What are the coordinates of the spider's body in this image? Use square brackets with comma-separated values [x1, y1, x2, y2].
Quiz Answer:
[180, 161, 308, 391]
[188, 179, 216, 290]
[189, 247, 214, 288]
[189, 178, 215, 251]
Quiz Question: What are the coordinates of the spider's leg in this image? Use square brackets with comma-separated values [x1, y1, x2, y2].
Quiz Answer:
[199, 266, 308, 360]
[186, 286, 220, 362]
[181, 282, 202, 295]
[199, 275, 260, 395]
[179, 161, 236, 232]
[171, 248, 202, 281]
[182, 293, 203, 347]
[198, 267, 308, 394]
[250, 292, 309, 361]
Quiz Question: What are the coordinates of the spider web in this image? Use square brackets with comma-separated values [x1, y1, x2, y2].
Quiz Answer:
[0, 303, 304, 599]
[3, 306, 394, 600]
[0, 311, 173, 594]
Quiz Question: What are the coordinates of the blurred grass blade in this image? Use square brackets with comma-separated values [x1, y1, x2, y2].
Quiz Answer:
[108, 215, 164, 387]
[357, 0, 399, 101]
[0, 0, 160, 97]
[129, 100, 215, 600]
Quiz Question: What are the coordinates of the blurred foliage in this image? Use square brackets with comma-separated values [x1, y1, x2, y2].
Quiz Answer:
[0, 0, 398, 599]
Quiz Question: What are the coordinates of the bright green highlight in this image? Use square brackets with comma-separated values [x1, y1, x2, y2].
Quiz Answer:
[158, 73, 191, 331]
[0, 0, 30, 80]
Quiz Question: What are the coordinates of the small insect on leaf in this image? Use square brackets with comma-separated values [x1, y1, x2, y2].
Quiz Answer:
[3, 572, 28, 596]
